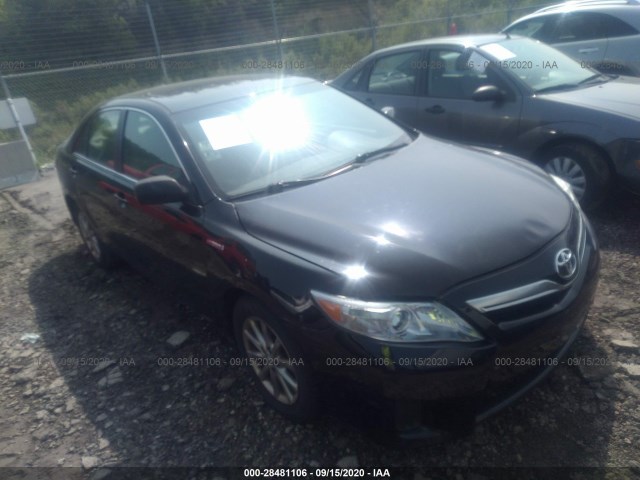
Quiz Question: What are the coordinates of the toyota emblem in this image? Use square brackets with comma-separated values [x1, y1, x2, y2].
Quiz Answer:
[555, 248, 577, 280]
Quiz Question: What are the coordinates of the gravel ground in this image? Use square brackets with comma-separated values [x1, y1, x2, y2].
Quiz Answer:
[0, 170, 639, 479]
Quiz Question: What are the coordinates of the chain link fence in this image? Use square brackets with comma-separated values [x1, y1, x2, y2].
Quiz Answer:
[0, 0, 552, 167]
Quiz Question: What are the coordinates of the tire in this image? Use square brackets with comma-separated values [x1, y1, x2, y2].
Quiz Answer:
[233, 296, 317, 422]
[540, 143, 611, 210]
[76, 209, 117, 269]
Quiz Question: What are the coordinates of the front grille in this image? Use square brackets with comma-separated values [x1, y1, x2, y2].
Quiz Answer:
[466, 205, 587, 325]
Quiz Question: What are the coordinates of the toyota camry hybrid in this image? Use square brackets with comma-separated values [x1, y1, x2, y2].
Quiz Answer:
[56, 75, 599, 439]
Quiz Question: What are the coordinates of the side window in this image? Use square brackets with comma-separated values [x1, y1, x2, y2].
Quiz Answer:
[506, 18, 549, 39]
[427, 49, 485, 99]
[600, 13, 638, 38]
[122, 111, 185, 182]
[547, 12, 606, 42]
[74, 110, 121, 168]
[342, 68, 364, 91]
[427, 49, 514, 101]
[367, 51, 421, 95]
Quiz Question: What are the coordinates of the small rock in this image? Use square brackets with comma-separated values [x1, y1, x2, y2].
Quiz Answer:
[96, 413, 108, 422]
[65, 398, 76, 412]
[513, 425, 524, 434]
[20, 333, 40, 344]
[98, 438, 110, 450]
[336, 455, 359, 468]
[35, 409, 48, 420]
[217, 377, 236, 392]
[81, 456, 99, 470]
[611, 339, 639, 350]
[578, 362, 614, 382]
[92, 360, 116, 373]
[48, 378, 64, 390]
[620, 363, 640, 378]
[161, 384, 170, 392]
[57, 458, 65, 466]
[166, 331, 190, 348]
[13, 367, 38, 385]
[32, 428, 54, 442]
[98, 367, 123, 388]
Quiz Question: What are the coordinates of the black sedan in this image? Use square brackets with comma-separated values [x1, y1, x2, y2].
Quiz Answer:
[332, 34, 640, 209]
[56, 75, 599, 439]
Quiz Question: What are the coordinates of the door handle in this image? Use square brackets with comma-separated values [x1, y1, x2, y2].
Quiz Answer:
[113, 192, 128, 207]
[578, 47, 599, 54]
[425, 105, 445, 114]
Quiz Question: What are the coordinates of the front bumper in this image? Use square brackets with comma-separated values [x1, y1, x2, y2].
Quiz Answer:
[291, 212, 600, 438]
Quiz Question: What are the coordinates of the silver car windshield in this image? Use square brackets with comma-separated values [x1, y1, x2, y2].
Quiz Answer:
[478, 37, 601, 93]
[177, 82, 411, 198]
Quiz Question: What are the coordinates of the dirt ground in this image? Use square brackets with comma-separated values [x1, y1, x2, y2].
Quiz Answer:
[0, 170, 639, 480]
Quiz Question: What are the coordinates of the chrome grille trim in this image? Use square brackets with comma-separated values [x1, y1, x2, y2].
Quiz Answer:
[467, 279, 571, 313]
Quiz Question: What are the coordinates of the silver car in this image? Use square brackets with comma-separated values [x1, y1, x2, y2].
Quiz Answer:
[502, 0, 640, 76]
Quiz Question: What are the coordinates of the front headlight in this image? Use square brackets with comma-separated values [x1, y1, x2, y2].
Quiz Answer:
[311, 291, 484, 343]
[551, 174, 580, 208]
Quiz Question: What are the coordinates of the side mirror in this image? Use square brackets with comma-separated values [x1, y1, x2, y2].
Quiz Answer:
[381, 106, 396, 118]
[134, 175, 188, 205]
[472, 85, 504, 102]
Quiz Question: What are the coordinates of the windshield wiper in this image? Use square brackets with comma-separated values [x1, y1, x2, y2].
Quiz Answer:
[265, 143, 410, 194]
[536, 74, 610, 94]
[535, 83, 579, 94]
[353, 143, 409, 164]
[577, 73, 609, 86]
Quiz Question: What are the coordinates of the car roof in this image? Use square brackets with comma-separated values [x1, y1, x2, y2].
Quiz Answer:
[364, 33, 514, 56]
[534, 0, 639, 13]
[104, 75, 318, 114]
[508, 0, 640, 23]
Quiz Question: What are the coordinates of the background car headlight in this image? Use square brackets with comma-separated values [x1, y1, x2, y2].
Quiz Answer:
[311, 291, 483, 342]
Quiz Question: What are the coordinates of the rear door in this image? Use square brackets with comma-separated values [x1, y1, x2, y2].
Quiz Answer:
[71, 109, 125, 250]
[341, 48, 424, 127]
[543, 12, 608, 67]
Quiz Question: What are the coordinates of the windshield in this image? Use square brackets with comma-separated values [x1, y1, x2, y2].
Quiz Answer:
[478, 37, 602, 93]
[176, 82, 411, 198]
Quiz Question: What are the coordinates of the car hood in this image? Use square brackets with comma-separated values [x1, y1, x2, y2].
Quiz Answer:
[541, 76, 640, 121]
[235, 136, 571, 298]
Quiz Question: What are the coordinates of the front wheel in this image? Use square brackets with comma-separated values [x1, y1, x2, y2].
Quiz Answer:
[541, 143, 611, 210]
[233, 296, 317, 422]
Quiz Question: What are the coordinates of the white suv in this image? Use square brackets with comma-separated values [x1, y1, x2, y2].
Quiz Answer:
[502, 0, 640, 75]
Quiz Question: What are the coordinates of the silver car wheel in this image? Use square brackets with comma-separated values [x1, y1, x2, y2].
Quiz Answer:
[544, 156, 587, 200]
[242, 315, 299, 405]
[77, 211, 102, 261]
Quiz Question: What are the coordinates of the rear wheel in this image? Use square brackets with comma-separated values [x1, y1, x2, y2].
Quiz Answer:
[233, 296, 317, 421]
[541, 143, 611, 210]
[76, 210, 117, 269]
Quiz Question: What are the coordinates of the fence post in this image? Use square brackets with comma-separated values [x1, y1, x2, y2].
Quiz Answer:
[0, 72, 40, 177]
[269, 0, 284, 63]
[145, 1, 169, 82]
[368, 0, 377, 51]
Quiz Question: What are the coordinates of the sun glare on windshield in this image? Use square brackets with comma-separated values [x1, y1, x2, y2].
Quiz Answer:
[242, 93, 310, 152]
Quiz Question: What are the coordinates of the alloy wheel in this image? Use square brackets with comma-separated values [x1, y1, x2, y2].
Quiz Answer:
[242, 315, 299, 405]
[544, 156, 587, 200]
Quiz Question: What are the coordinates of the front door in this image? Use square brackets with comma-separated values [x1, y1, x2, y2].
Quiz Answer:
[415, 48, 522, 150]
